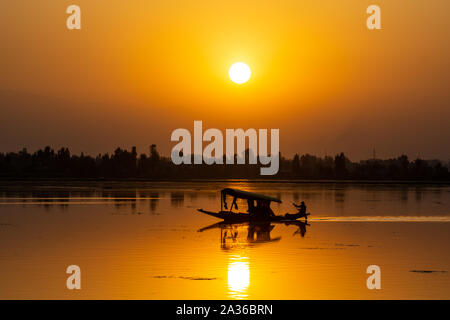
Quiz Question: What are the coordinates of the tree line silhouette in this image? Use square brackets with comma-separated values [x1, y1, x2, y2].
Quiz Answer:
[0, 145, 449, 181]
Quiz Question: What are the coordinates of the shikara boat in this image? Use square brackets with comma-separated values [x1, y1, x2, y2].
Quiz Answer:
[197, 188, 309, 222]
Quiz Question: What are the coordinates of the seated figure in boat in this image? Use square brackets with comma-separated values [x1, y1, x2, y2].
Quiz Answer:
[258, 199, 276, 218]
[248, 199, 275, 218]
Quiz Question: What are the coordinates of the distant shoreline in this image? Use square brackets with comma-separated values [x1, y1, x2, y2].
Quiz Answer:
[0, 178, 449, 185]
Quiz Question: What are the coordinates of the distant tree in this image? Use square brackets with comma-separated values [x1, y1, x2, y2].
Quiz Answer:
[292, 154, 300, 177]
[150, 144, 160, 162]
[334, 152, 348, 179]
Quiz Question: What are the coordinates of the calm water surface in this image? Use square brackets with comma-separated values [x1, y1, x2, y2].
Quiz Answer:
[0, 181, 449, 299]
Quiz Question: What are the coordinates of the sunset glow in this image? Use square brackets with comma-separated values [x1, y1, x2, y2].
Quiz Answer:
[0, 0, 449, 308]
[1, 1, 449, 159]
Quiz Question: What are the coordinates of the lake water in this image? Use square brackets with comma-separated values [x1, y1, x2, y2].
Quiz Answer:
[0, 181, 449, 299]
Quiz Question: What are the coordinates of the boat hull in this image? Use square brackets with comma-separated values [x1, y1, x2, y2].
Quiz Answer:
[197, 209, 309, 222]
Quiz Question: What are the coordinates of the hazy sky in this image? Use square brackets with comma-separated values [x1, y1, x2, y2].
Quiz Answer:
[1, 1, 449, 160]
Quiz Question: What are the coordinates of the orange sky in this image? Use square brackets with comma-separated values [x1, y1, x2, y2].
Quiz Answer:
[0, 1, 449, 159]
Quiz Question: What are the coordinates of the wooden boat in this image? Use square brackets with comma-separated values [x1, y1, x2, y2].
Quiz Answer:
[197, 220, 310, 233]
[197, 188, 309, 222]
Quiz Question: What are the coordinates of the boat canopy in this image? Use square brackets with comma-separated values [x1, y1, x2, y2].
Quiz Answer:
[221, 188, 281, 204]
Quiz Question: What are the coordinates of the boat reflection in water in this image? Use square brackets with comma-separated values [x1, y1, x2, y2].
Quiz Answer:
[199, 221, 309, 249]
[199, 221, 309, 299]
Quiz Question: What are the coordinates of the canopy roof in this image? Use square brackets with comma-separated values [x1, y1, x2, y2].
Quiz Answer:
[221, 188, 281, 203]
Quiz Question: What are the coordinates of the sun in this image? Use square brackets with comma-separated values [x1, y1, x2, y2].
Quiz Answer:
[229, 62, 251, 84]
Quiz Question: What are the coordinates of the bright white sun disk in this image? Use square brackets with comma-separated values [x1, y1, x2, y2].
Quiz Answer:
[229, 62, 251, 84]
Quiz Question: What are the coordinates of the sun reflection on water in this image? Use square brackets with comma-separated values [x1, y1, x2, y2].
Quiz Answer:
[227, 255, 250, 299]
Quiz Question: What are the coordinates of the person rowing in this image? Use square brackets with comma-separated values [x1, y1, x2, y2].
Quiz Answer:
[283, 201, 308, 220]
[294, 201, 307, 216]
